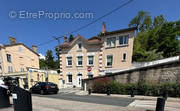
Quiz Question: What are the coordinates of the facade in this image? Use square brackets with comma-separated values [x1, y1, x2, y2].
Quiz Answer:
[0, 37, 39, 88]
[59, 23, 136, 87]
[0, 37, 39, 75]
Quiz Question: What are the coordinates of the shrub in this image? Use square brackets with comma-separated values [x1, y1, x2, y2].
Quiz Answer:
[92, 77, 110, 93]
[91, 79, 180, 97]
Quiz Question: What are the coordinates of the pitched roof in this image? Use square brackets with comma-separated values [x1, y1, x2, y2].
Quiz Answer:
[60, 27, 137, 48]
[2, 43, 39, 56]
[60, 34, 101, 48]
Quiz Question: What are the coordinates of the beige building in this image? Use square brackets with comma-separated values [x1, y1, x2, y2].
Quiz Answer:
[0, 37, 39, 75]
[59, 23, 136, 87]
[0, 37, 39, 88]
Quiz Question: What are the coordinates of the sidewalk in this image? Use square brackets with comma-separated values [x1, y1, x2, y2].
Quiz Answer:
[76, 91, 180, 111]
[76, 91, 180, 102]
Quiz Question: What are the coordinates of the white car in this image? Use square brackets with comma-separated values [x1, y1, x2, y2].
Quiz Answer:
[0, 78, 8, 89]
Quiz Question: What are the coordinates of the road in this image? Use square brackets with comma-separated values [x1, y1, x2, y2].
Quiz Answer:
[33, 93, 134, 107]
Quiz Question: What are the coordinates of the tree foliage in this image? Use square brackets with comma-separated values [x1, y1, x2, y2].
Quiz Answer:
[39, 50, 58, 69]
[131, 11, 180, 62]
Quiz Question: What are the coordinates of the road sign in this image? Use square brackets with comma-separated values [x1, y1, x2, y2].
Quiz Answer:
[87, 66, 92, 72]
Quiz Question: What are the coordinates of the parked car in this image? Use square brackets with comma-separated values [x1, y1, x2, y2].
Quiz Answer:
[29, 82, 59, 94]
[0, 78, 8, 89]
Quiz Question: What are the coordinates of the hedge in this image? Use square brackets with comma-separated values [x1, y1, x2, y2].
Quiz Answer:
[92, 79, 180, 97]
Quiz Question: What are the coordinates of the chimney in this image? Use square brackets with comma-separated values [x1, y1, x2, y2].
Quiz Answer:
[64, 36, 67, 43]
[32, 45, 37, 53]
[102, 22, 106, 33]
[9, 37, 16, 45]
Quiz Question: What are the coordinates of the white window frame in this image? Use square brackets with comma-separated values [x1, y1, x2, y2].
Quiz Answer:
[66, 72, 73, 83]
[21, 67, 24, 72]
[87, 55, 94, 66]
[18, 46, 22, 52]
[76, 56, 83, 66]
[106, 54, 113, 67]
[78, 43, 82, 50]
[122, 52, 127, 62]
[118, 34, 129, 46]
[66, 56, 72, 66]
[106, 37, 116, 48]
[7, 54, 11, 62]
[8, 66, 13, 73]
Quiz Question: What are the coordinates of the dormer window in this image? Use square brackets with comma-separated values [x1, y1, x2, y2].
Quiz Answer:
[78, 43, 82, 50]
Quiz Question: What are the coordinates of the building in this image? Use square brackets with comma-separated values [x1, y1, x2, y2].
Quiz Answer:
[0, 37, 39, 88]
[59, 23, 136, 87]
[0, 37, 39, 75]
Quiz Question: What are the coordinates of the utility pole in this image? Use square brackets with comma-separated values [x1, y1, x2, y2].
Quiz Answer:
[53, 36, 61, 72]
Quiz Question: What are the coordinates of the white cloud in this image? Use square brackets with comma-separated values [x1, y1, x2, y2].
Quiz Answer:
[39, 53, 45, 60]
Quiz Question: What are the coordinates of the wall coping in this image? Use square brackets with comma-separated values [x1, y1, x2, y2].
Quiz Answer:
[84, 56, 180, 81]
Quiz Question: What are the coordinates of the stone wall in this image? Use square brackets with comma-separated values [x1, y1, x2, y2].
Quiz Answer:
[83, 60, 180, 90]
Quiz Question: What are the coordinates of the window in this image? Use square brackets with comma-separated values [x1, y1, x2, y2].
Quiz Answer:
[6, 54, 11, 62]
[122, 53, 127, 62]
[67, 57, 72, 66]
[88, 56, 94, 65]
[106, 55, 113, 66]
[78, 43, 82, 49]
[119, 35, 129, 45]
[106, 37, 116, 47]
[21, 68, 24, 72]
[18, 46, 22, 52]
[77, 56, 83, 66]
[67, 75, 72, 83]
[8, 66, 13, 73]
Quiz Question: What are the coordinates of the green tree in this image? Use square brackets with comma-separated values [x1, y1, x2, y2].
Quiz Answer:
[157, 22, 179, 57]
[39, 59, 48, 69]
[153, 15, 165, 28]
[129, 11, 150, 31]
[45, 50, 58, 69]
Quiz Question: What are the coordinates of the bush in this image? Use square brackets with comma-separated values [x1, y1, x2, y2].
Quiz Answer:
[92, 77, 110, 93]
[91, 79, 180, 97]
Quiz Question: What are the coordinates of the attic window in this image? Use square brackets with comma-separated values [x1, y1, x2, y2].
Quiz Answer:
[78, 43, 82, 49]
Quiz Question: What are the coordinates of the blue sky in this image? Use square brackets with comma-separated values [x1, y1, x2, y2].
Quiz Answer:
[0, 0, 180, 58]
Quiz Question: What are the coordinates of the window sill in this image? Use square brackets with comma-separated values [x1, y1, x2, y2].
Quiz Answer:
[105, 46, 116, 49]
[66, 82, 73, 85]
[105, 66, 112, 68]
[77, 49, 82, 52]
[87, 65, 94, 67]
[117, 44, 129, 47]
[76, 65, 83, 67]
[122, 60, 126, 62]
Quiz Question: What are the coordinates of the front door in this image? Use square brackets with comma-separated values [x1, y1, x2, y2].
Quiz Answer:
[77, 75, 82, 87]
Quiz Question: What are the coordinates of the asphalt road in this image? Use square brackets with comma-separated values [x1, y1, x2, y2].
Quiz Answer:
[33, 93, 134, 107]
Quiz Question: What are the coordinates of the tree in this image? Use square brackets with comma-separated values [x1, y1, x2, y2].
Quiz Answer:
[129, 11, 150, 32]
[130, 11, 179, 62]
[157, 22, 179, 57]
[69, 34, 74, 42]
[39, 59, 47, 69]
[153, 15, 165, 28]
[45, 50, 58, 69]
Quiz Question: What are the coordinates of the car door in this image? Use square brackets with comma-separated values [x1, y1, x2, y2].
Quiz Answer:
[33, 83, 41, 93]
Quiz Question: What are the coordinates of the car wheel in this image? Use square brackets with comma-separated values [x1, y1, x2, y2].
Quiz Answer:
[54, 91, 58, 94]
[40, 90, 44, 95]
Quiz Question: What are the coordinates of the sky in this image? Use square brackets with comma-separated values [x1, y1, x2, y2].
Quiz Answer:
[0, 0, 180, 58]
